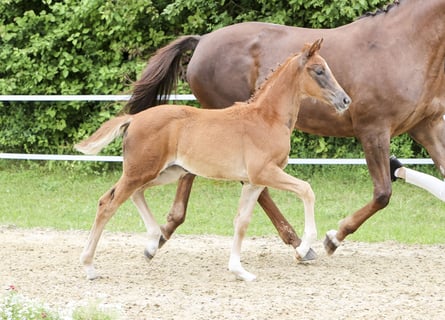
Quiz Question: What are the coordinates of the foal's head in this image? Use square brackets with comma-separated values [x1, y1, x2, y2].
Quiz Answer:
[297, 39, 351, 113]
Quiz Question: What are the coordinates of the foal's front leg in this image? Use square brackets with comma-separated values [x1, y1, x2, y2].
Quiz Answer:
[229, 183, 265, 281]
[255, 167, 317, 261]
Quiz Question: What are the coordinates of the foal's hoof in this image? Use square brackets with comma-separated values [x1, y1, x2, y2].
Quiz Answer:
[324, 230, 341, 255]
[296, 248, 317, 262]
[144, 234, 168, 261]
[144, 248, 155, 260]
[84, 265, 100, 280]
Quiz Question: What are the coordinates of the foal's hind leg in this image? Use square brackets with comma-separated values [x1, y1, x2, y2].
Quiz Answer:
[229, 183, 265, 281]
[133, 166, 190, 256]
[131, 189, 162, 260]
[160, 174, 196, 244]
[80, 177, 137, 280]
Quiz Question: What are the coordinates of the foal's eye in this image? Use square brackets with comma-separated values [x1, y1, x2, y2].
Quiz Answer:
[314, 66, 324, 76]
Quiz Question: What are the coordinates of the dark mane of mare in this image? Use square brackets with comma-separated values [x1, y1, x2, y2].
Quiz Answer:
[121, 0, 445, 255]
[359, 0, 401, 18]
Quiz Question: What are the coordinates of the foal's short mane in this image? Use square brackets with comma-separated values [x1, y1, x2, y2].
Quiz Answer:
[358, 0, 402, 19]
[245, 53, 298, 105]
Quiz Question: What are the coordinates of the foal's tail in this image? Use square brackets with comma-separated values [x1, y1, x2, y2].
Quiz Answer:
[74, 115, 132, 155]
[124, 35, 201, 115]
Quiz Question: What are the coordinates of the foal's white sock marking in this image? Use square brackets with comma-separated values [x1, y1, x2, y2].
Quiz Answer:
[84, 264, 99, 280]
[296, 231, 317, 259]
[145, 227, 162, 257]
[228, 255, 256, 281]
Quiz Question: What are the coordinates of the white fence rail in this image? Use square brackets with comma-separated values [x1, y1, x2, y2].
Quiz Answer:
[0, 95, 434, 165]
[0, 94, 196, 102]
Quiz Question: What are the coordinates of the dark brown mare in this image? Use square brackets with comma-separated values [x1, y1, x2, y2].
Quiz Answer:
[76, 40, 351, 280]
[125, 0, 445, 254]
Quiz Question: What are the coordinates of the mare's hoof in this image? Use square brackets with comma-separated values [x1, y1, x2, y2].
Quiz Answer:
[144, 248, 154, 260]
[296, 248, 317, 262]
[324, 230, 341, 255]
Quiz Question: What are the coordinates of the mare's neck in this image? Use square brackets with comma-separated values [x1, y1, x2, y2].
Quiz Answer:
[250, 56, 302, 129]
[370, 0, 445, 45]
[395, 0, 445, 88]
[413, 1, 445, 53]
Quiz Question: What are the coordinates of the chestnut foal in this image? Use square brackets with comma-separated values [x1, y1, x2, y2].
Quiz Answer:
[76, 39, 350, 281]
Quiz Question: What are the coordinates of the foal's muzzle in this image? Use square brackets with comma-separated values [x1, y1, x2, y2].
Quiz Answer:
[333, 91, 351, 113]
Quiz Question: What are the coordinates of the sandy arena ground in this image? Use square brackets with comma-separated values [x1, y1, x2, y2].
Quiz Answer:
[1, 226, 445, 319]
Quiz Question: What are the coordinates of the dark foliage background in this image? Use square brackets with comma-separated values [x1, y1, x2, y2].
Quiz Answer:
[1, 0, 423, 159]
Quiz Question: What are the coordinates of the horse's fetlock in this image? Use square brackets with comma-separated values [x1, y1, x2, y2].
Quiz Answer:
[167, 212, 186, 225]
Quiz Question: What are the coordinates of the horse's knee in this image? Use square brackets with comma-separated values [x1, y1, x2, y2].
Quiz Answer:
[300, 181, 315, 204]
[307, 185, 315, 202]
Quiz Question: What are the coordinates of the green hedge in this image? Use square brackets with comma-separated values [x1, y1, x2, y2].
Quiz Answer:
[1, 0, 423, 159]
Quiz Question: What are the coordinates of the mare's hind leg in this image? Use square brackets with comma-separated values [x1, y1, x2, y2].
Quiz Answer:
[81, 177, 139, 280]
[229, 183, 265, 281]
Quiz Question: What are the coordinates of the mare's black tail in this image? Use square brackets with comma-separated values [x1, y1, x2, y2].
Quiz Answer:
[124, 35, 201, 114]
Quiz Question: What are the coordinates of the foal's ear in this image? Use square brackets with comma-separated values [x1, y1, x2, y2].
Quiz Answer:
[299, 38, 324, 66]
[308, 38, 323, 57]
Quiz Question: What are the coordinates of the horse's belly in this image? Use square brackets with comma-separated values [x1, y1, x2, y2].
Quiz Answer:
[176, 155, 248, 181]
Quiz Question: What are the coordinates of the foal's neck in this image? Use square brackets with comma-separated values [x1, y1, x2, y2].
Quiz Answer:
[249, 56, 302, 129]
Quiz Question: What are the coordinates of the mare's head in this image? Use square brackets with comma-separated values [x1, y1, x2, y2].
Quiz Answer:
[297, 39, 351, 113]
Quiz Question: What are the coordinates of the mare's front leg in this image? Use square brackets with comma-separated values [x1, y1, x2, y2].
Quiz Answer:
[229, 184, 265, 281]
[324, 131, 392, 254]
